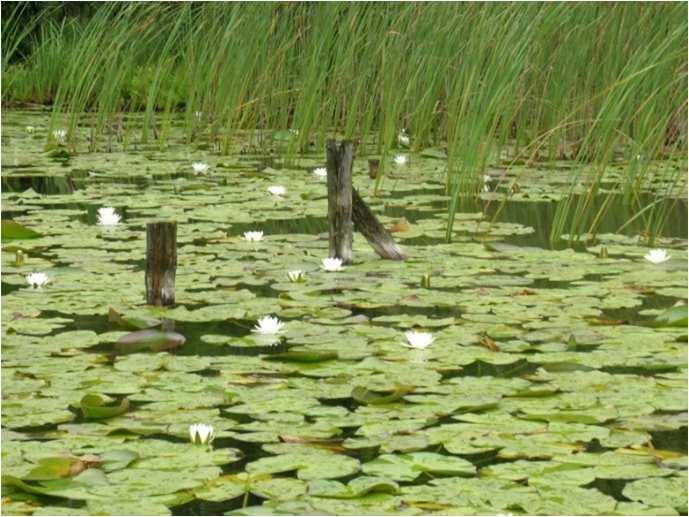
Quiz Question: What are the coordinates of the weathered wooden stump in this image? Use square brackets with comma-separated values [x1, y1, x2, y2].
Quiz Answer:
[146, 222, 177, 306]
[368, 159, 380, 179]
[352, 188, 406, 260]
[326, 140, 406, 262]
[326, 140, 354, 264]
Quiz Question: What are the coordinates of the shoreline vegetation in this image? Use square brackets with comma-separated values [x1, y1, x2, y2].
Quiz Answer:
[2, 2, 687, 243]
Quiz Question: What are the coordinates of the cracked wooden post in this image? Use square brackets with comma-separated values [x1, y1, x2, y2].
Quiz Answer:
[326, 139, 354, 264]
[146, 221, 177, 306]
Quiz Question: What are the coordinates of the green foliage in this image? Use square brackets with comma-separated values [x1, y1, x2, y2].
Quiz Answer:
[2, 3, 686, 240]
[1, 220, 42, 239]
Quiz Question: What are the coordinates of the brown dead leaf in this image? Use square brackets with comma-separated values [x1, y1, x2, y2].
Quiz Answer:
[279, 436, 345, 452]
[590, 317, 627, 326]
[388, 218, 411, 233]
[68, 455, 103, 477]
[625, 285, 656, 295]
[479, 334, 500, 352]
[512, 288, 535, 296]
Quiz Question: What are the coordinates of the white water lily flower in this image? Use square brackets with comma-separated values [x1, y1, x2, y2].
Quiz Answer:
[398, 130, 410, 146]
[253, 316, 285, 335]
[483, 175, 492, 192]
[268, 185, 287, 197]
[26, 272, 49, 288]
[644, 249, 670, 264]
[313, 167, 327, 178]
[189, 423, 215, 445]
[287, 270, 305, 283]
[404, 331, 434, 349]
[243, 231, 264, 242]
[53, 129, 67, 144]
[26, 126, 35, 134]
[97, 207, 121, 226]
[192, 162, 209, 174]
[321, 257, 343, 272]
[393, 154, 408, 165]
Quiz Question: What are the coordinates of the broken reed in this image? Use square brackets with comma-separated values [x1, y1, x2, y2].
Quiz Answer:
[3, 2, 686, 243]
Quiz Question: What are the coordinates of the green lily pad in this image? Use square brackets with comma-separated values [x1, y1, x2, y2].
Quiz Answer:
[362, 452, 475, 481]
[80, 394, 130, 420]
[2, 220, 42, 239]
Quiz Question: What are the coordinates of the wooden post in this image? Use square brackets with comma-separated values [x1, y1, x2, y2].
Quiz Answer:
[352, 188, 407, 260]
[326, 139, 354, 264]
[146, 222, 177, 306]
[368, 159, 380, 179]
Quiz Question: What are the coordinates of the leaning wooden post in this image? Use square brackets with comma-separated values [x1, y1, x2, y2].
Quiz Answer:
[352, 189, 407, 260]
[146, 222, 177, 306]
[326, 139, 354, 264]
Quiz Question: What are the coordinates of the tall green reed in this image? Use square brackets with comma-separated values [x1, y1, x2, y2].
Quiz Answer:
[2, 2, 686, 244]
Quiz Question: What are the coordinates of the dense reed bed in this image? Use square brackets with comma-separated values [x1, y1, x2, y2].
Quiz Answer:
[2, 2, 687, 242]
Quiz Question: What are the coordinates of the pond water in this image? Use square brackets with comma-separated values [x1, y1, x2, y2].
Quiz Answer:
[1, 111, 687, 516]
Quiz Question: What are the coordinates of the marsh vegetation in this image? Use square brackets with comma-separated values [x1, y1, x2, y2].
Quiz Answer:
[1, 3, 687, 516]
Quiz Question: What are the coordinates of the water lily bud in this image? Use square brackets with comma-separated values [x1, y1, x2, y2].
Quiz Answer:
[421, 273, 431, 288]
[598, 246, 608, 258]
[15, 250, 25, 266]
[189, 424, 215, 446]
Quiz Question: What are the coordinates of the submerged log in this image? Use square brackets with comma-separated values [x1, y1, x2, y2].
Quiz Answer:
[352, 188, 407, 260]
[145, 221, 177, 306]
[326, 139, 354, 264]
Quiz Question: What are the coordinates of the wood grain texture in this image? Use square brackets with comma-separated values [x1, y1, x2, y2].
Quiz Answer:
[326, 139, 354, 264]
[352, 188, 407, 260]
[145, 221, 177, 306]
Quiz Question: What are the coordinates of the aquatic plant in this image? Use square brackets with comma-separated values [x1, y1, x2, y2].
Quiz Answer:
[243, 231, 264, 242]
[404, 331, 434, 350]
[287, 270, 305, 283]
[97, 207, 121, 226]
[189, 424, 215, 446]
[192, 162, 209, 175]
[0, 113, 686, 514]
[52, 128, 66, 144]
[321, 257, 344, 272]
[25, 271, 49, 288]
[268, 186, 286, 197]
[252, 316, 284, 335]
[644, 248, 671, 264]
[3, 4, 683, 235]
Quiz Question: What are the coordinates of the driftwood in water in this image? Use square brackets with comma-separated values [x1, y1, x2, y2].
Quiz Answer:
[325, 140, 406, 261]
[326, 140, 354, 264]
[352, 188, 406, 260]
[145, 221, 177, 306]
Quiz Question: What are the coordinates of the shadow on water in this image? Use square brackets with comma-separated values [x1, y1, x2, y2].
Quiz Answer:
[230, 215, 328, 236]
[651, 426, 688, 453]
[423, 192, 688, 248]
[1, 175, 80, 195]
